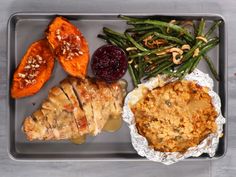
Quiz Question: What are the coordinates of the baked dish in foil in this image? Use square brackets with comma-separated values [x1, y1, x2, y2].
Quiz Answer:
[123, 69, 225, 164]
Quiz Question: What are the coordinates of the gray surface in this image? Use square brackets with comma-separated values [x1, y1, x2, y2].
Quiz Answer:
[0, 0, 235, 176]
[8, 13, 226, 160]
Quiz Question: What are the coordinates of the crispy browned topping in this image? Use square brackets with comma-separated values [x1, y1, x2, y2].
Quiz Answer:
[143, 35, 167, 49]
[131, 80, 218, 152]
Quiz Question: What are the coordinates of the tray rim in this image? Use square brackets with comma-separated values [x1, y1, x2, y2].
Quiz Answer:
[7, 12, 228, 161]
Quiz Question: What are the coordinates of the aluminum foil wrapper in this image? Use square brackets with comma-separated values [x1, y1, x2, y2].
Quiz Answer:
[123, 69, 225, 165]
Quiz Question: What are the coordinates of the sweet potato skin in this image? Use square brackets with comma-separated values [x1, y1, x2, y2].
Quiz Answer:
[11, 39, 54, 98]
[46, 16, 89, 78]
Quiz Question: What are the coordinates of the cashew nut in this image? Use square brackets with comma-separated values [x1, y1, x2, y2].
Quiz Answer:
[169, 47, 184, 55]
[126, 47, 137, 51]
[196, 36, 208, 43]
[172, 52, 183, 64]
[181, 44, 191, 50]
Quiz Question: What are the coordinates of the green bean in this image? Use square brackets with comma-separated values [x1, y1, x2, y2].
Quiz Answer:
[129, 44, 176, 58]
[126, 26, 159, 32]
[97, 34, 123, 48]
[149, 54, 172, 61]
[128, 64, 139, 87]
[152, 32, 185, 44]
[118, 15, 143, 22]
[103, 27, 127, 40]
[182, 41, 202, 61]
[189, 56, 202, 73]
[127, 20, 194, 42]
[177, 59, 193, 73]
[179, 38, 219, 76]
[159, 26, 168, 35]
[145, 62, 174, 79]
[179, 66, 191, 80]
[134, 68, 141, 84]
[181, 38, 219, 73]
[134, 28, 162, 35]
[155, 57, 171, 64]
[204, 55, 219, 81]
[147, 61, 172, 75]
[161, 68, 174, 75]
[205, 20, 222, 38]
[144, 57, 170, 73]
[125, 33, 149, 52]
[200, 38, 219, 54]
[182, 35, 218, 61]
[147, 60, 169, 73]
[183, 33, 218, 62]
[175, 58, 196, 79]
[138, 57, 144, 78]
[105, 33, 127, 46]
[137, 31, 155, 42]
[197, 18, 205, 36]
[132, 24, 148, 28]
[200, 37, 219, 50]
[156, 62, 174, 74]
[101, 30, 129, 48]
[119, 15, 173, 23]
[193, 21, 198, 37]
[97, 34, 110, 41]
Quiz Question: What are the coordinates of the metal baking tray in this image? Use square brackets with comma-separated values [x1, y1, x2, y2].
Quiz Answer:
[7, 12, 227, 161]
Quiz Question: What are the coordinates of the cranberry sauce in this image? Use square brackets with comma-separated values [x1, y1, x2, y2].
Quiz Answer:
[91, 45, 128, 82]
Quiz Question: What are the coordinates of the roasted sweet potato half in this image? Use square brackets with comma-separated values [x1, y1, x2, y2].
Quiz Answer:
[11, 39, 55, 98]
[46, 16, 89, 78]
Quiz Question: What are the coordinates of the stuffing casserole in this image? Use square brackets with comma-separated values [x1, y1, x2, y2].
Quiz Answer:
[131, 80, 218, 152]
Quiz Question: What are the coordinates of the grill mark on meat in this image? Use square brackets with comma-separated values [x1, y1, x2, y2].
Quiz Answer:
[68, 77, 97, 135]
[69, 79, 84, 109]
[48, 86, 73, 112]
[47, 86, 79, 139]
[59, 80, 81, 133]
[68, 80, 90, 134]
[80, 79, 99, 135]
[60, 79, 88, 135]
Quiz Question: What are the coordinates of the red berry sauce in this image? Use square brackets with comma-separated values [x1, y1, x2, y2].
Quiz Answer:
[91, 45, 128, 82]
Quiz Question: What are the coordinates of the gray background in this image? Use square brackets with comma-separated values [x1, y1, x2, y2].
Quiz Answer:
[0, 0, 235, 176]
